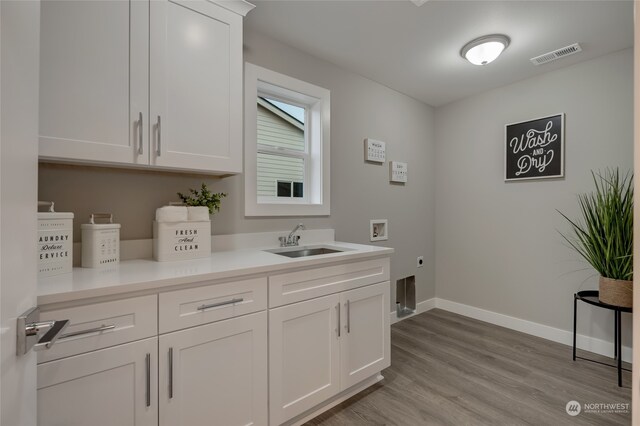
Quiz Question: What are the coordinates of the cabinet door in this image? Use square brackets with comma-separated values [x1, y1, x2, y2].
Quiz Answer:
[150, 0, 243, 173]
[159, 311, 267, 426]
[37, 338, 157, 426]
[269, 294, 341, 425]
[340, 282, 390, 390]
[39, 0, 149, 165]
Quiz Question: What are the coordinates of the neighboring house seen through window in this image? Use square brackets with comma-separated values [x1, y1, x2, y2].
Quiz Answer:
[257, 97, 306, 199]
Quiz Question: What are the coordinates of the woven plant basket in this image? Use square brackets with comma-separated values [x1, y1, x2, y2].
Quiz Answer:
[599, 276, 633, 308]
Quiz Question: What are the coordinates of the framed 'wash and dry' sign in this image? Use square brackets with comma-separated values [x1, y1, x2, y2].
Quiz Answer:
[505, 113, 564, 181]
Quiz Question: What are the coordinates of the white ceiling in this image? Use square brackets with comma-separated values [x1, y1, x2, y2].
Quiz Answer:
[245, 0, 634, 107]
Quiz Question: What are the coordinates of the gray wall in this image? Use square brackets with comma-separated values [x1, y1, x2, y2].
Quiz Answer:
[38, 29, 437, 307]
[434, 48, 633, 344]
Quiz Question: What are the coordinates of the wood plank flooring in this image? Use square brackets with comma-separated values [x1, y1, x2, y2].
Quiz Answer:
[306, 309, 631, 426]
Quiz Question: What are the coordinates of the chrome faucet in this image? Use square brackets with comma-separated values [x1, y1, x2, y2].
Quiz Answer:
[279, 223, 306, 247]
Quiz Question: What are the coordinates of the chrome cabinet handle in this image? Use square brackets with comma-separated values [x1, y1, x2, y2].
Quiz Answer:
[346, 300, 351, 333]
[197, 298, 243, 311]
[138, 112, 143, 155]
[60, 324, 115, 339]
[17, 307, 70, 355]
[145, 353, 151, 407]
[156, 115, 162, 156]
[336, 303, 341, 337]
[168, 347, 174, 399]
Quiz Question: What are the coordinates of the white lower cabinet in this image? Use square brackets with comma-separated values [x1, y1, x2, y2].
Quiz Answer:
[159, 311, 268, 426]
[37, 337, 158, 426]
[340, 282, 391, 389]
[36, 257, 391, 426]
[269, 294, 341, 425]
[269, 281, 390, 425]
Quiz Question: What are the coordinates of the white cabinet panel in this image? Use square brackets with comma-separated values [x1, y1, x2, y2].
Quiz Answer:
[150, 0, 243, 173]
[39, 0, 246, 173]
[159, 311, 267, 426]
[39, 0, 148, 165]
[37, 338, 157, 426]
[38, 294, 157, 363]
[269, 258, 390, 308]
[340, 282, 390, 389]
[269, 293, 341, 425]
[158, 277, 267, 334]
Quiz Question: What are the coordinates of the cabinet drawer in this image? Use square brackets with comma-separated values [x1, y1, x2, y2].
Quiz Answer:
[269, 258, 390, 307]
[159, 277, 267, 333]
[38, 295, 158, 364]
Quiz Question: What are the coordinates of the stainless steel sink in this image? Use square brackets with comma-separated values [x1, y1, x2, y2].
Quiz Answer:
[266, 246, 345, 258]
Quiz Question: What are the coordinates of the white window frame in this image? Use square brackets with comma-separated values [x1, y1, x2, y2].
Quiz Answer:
[245, 63, 330, 216]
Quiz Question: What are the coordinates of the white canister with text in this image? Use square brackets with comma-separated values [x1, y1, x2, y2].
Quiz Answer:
[153, 220, 211, 262]
[81, 213, 121, 268]
[38, 201, 73, 278]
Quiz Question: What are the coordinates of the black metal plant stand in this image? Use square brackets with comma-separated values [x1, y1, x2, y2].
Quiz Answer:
[573, 290, 632, 387]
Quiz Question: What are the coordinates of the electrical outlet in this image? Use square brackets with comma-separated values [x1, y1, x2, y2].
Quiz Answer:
[417, 256, 424, 268]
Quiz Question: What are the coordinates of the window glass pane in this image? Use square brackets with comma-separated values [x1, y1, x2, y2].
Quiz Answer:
[277, 181, 292, 197]
[293, 182, 303, 198]
[257, 152, 304, 197]
[257, 97, 305, 152]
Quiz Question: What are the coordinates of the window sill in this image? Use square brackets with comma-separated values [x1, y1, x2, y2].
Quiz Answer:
[244, 201, 330, 217]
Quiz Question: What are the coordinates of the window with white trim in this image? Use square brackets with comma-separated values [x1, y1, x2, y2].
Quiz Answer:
[245, 63, 330, 216]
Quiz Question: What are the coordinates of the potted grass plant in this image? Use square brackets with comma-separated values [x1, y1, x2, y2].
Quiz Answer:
[558, 168, 633, 308]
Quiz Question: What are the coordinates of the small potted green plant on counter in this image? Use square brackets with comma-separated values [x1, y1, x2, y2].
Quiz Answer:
[559, 168, 633, 308]
[177, 183, 227, 215]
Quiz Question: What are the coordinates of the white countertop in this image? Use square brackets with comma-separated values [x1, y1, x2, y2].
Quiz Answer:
[38, 241, 393, 305]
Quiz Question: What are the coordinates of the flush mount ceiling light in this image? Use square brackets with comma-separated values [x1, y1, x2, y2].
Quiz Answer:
[460, 34, 510, 66]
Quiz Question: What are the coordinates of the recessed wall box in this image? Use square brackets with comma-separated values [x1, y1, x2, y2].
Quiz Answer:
[364, 138, 386, 163]
[396, 276, 416, 318]
[370, 219, 388, 241]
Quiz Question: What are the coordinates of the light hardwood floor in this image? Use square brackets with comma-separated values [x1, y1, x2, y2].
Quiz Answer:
[306, 309, 631, 426]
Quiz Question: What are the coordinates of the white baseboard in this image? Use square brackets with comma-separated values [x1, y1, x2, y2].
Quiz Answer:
[389, 297, 436, 324]
[390, 297, 631, 363]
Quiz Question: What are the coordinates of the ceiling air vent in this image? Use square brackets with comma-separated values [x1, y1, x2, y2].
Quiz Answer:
[530, 43, 582, 66]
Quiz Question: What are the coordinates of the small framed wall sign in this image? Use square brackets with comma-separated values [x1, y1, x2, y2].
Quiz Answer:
[505, 113, 564, 181]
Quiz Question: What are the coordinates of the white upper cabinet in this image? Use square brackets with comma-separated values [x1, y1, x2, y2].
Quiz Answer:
[150, 0, 244, 173]
[39, 0, 252, 174]
[39, 0, 149, 166]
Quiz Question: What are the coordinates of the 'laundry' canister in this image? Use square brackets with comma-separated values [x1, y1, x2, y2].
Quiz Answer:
[81, 213, 120, 268]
